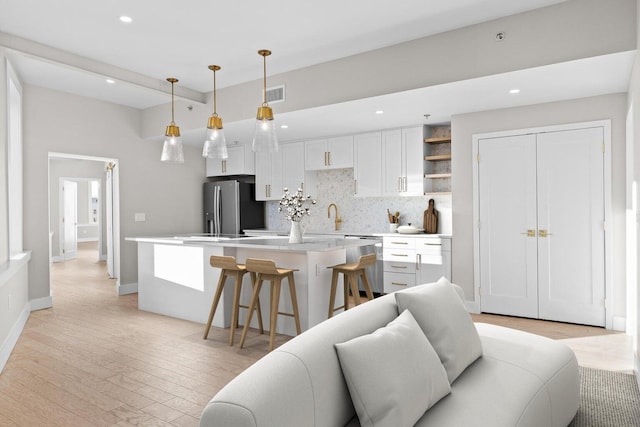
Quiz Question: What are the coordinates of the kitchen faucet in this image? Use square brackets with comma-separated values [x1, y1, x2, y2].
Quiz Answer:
[328, 203, 342, 231]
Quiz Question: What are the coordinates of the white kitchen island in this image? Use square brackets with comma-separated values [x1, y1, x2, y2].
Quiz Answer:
[126, 235, 377, 337]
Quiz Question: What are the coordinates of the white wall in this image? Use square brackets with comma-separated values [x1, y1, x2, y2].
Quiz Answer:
[141, 0, 637, 140]
[451, 93, 628, 322]
[23, 85, 204, 302]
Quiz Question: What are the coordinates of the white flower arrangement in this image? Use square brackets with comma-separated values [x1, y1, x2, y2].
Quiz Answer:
[278, 187, 316, 222]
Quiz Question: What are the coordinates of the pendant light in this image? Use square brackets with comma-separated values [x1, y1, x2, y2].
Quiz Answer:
[160, 77, 185, 163]
[202, 65, 228, 159]
[252, 49, 278, 152]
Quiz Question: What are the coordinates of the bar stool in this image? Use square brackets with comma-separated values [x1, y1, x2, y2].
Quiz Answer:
[327, 253, 376, 318]
[240, 258, 302, 351]
[203, 255, 264, 346]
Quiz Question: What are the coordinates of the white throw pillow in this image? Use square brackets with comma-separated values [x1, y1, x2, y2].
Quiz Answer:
[395, 277, 483, 383]
[334, 309, 451, 427]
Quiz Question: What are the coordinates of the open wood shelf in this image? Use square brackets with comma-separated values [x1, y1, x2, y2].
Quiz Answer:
[424, 154, 452, 161]
[424, 173, 452, 179]
[424, 136, 452, 144]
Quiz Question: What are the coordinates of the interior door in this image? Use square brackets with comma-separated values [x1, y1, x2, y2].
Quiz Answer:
[536, 128, 605, 326]
[478, 134, 538, 318]
[62, 180, 78, 260]
[105, 166, 114, 278]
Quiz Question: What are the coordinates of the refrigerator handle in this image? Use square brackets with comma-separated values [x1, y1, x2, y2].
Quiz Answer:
[214, 185, 221, 235]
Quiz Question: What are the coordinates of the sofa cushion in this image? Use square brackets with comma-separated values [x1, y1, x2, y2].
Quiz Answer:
[335, 310, 451, 427]
[414, 323, 579, 427]
[395, 278, 483, 383]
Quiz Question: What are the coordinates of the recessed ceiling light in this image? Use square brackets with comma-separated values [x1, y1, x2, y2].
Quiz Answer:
[119, 16, 132, 23]
[375, 110, 384, 115]
[280, 125, 289, 129]
[509, 89, 520, 94]
[106, 79, 115, 84]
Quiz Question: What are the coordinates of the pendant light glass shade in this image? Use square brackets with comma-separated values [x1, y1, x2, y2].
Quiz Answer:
[161, 78, 185, 163]
[202, 65, 228, 159]
[252, 50, 278, 153]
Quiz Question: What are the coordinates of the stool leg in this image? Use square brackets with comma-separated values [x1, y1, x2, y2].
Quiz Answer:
[229, 271, 243, 346]
[240, 275, 263, 349]
[328, 269, 339, 318]
[288, 273, 302, 335]
[204, 271, 227, 339]
[342, 272, 349, 311]
[251, 272, 265, 334]
[349, 272, 362, 306]
[360, 270, 374, 301]
[269, 278, 281, 351]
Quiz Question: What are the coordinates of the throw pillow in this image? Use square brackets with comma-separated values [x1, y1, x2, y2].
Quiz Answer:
[334, 309, 450, 427]
[395, 277, 483, 383]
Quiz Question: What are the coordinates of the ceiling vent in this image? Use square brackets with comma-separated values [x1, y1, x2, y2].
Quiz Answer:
[265, 84, 285, 104]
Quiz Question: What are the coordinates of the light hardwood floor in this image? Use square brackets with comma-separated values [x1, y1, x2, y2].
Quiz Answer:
[0, 242, 633, 425]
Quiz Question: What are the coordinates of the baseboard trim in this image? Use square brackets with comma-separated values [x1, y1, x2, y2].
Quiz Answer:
[30, 295, 53, 311]
[466, 300, 480, 314]
[77, 237, 99, 243]
[0, 302, 30, 373]
[118, 282, 138, 295]
[51, 256, 63, 263]
[613, 316, 626, 332]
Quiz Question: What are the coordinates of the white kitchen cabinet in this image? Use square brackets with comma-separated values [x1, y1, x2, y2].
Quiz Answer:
[382, 235, 451, 294]
[206, 144, 255, 177]
[381, 127, 423, 196]
[281, 142, 306, 193]
[353, 132, 382, 197]
[255, 142, 309, 201]
[305, 136, 353, 170]
[255, 150, 282, 201]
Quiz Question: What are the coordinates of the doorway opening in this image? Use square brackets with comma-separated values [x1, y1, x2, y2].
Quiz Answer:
[48, 153, 121, 295]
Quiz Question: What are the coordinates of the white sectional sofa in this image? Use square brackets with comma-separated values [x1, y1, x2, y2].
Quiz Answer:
[200, 279, 580, 427]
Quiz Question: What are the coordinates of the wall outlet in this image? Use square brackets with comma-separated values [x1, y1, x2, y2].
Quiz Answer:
[135, 213, 146, 222]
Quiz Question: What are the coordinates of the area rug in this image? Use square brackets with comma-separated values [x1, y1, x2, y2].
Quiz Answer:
[569, 366, 640, 427]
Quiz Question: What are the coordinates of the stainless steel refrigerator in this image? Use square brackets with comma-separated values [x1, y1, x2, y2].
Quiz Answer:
[203, 181, 265, 235]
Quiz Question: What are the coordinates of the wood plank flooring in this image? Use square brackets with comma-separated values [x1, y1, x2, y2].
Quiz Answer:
[0, 242, 633, 425]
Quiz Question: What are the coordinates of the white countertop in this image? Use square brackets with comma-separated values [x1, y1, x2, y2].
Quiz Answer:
[244, 229, 452, 239]
[126, 235, 378, 253]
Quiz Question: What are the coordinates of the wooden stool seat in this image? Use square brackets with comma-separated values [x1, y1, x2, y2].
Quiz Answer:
[240, 258, 302, 351]
[327, 253, 376, 318]
[203, 255, 264, 346]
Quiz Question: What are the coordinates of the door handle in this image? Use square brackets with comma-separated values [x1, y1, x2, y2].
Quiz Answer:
[539, 230, 552, 238]
[520, 230, 536, 237]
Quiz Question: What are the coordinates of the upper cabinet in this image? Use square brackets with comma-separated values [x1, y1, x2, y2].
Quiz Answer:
[353, 132, 382, 197]
[381, 127, 424, 196]
[305, 136, 354, 170]
[423, 125, 452, 195]
[206, 144, 255, 177]
[255, 142, 309, 201]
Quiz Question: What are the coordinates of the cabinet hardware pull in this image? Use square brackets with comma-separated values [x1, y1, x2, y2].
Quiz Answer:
[354, 179, 358, 194]
[403, 177, 407, 192]
[391, 242, 408, 245]
[391, 282, 408, 286]
[539, 230, 552, 238]
[423, 243, 441, 246]
[520, 230, 536, 237]
[328, 151, 331, 166]
[416, 253, 421, 269]
[391, 253, 408, 257]
[398, 177, 402, 192]
[391, 265, 407, 269]
[324, 152, 327, 166]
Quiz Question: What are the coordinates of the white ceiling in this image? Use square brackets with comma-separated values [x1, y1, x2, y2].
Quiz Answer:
[1, 0, 633, 146]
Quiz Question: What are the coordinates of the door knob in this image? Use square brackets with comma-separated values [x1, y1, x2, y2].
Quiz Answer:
[520, 230, 535, 237]
[539, 230, 552, 237]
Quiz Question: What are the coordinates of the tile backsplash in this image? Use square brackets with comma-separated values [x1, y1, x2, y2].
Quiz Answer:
[265, 168, 452, 234]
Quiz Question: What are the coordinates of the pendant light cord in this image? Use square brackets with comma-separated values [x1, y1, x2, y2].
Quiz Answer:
[213, 70, 218, 116]
[170, 80, 175, 125]
[262, 54, 267, 106]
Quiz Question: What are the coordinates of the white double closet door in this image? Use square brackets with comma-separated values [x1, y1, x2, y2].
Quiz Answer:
[478, 127, 605, 326]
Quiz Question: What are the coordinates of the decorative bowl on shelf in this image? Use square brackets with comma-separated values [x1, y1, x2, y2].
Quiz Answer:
[396, 224, 424, 234]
